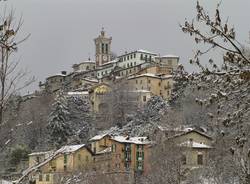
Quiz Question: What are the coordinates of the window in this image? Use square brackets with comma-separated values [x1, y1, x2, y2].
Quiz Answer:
[127, 63, 129, 67]
[78, 154, 81, 161]
[105, 43, 108, 54]
[134, 53, 136, 58]
[197, 154, 203, 165]
[140, 80, 142, 84]
[134, 62, 136, 66]
[64, 165, 67, 171]
[130, 55, 133, 59]
[86, 66, 89, 70]
[143, 96, 147, 102]
[102, 43, 105, 54]
[112, 144, 116, 152]
[124, 57, 126, 61]
[130, 63, 133, 67]
[158, 82, 161, 86]
[148, 80, 151, 84]
[129, 69, 131, 73]
[64, 154, 67, 164]
[36, 156, 40, 163]
[39, 174, 43, 181]
[136, 80, 138, 84]
[149, 55, 152, 61]
[46, 174, 50, 182]
[127, 56, 129, 60]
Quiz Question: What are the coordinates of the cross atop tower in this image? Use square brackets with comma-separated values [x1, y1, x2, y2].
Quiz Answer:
[101, 27, 105, 37]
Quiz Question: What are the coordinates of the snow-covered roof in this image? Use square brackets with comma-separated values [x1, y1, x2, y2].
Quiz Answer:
[67, 91, 89, 95]
[180, 141, 212, 149]
[73, 61, 96, 68]
[158, 125, 195, 132]
[28, 151, 53, 156]
[137, 49, 157, 55]
[82, 77, 99, 83]
[112, 136, 150, 145]
[100, 59, 118, 66]
[46, 73, 66, 79]
[79, 60, 96, 64]
[57, 144, 85, 154]
[89, 133, 109, 141]
[128, 73, 156, 79]
[155, 54, 179, 58]
[128, 73, 172, 79]
[169, 129, 213, 140]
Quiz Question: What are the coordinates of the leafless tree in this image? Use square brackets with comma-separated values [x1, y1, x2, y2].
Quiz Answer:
[98, 79, 137, 128]
[0, 9, 34, 125]
[180, 1, 250, 183]
[140, 139, 184, 184]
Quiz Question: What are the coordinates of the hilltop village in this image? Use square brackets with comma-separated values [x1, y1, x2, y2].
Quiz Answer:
[0, 30, 216, 184]
[39, 29, 178, 113]
[1, 0, 249, 183]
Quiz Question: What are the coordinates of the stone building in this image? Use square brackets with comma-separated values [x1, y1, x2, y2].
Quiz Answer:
[168, 129, 213, 170]
[128, 73, 173, 100]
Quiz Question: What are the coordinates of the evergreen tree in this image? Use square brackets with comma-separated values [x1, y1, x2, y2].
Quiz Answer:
[47, 91, 72, 148]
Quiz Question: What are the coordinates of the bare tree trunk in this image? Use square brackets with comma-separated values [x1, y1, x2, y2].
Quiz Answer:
[0, 10, 33, 126]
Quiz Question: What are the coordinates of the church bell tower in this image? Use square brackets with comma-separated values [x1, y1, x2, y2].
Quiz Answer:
[94, 28, 112, 67]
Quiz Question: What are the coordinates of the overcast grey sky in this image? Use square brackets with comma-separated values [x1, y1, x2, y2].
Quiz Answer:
[1, 0, 250, 93]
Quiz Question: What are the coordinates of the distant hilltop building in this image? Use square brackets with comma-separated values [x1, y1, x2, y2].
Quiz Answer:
[39, 29, 180, 109]
[94, 28, 112, 66]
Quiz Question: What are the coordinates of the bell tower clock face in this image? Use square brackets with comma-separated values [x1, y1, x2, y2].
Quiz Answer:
[103, 55, 108, 62]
